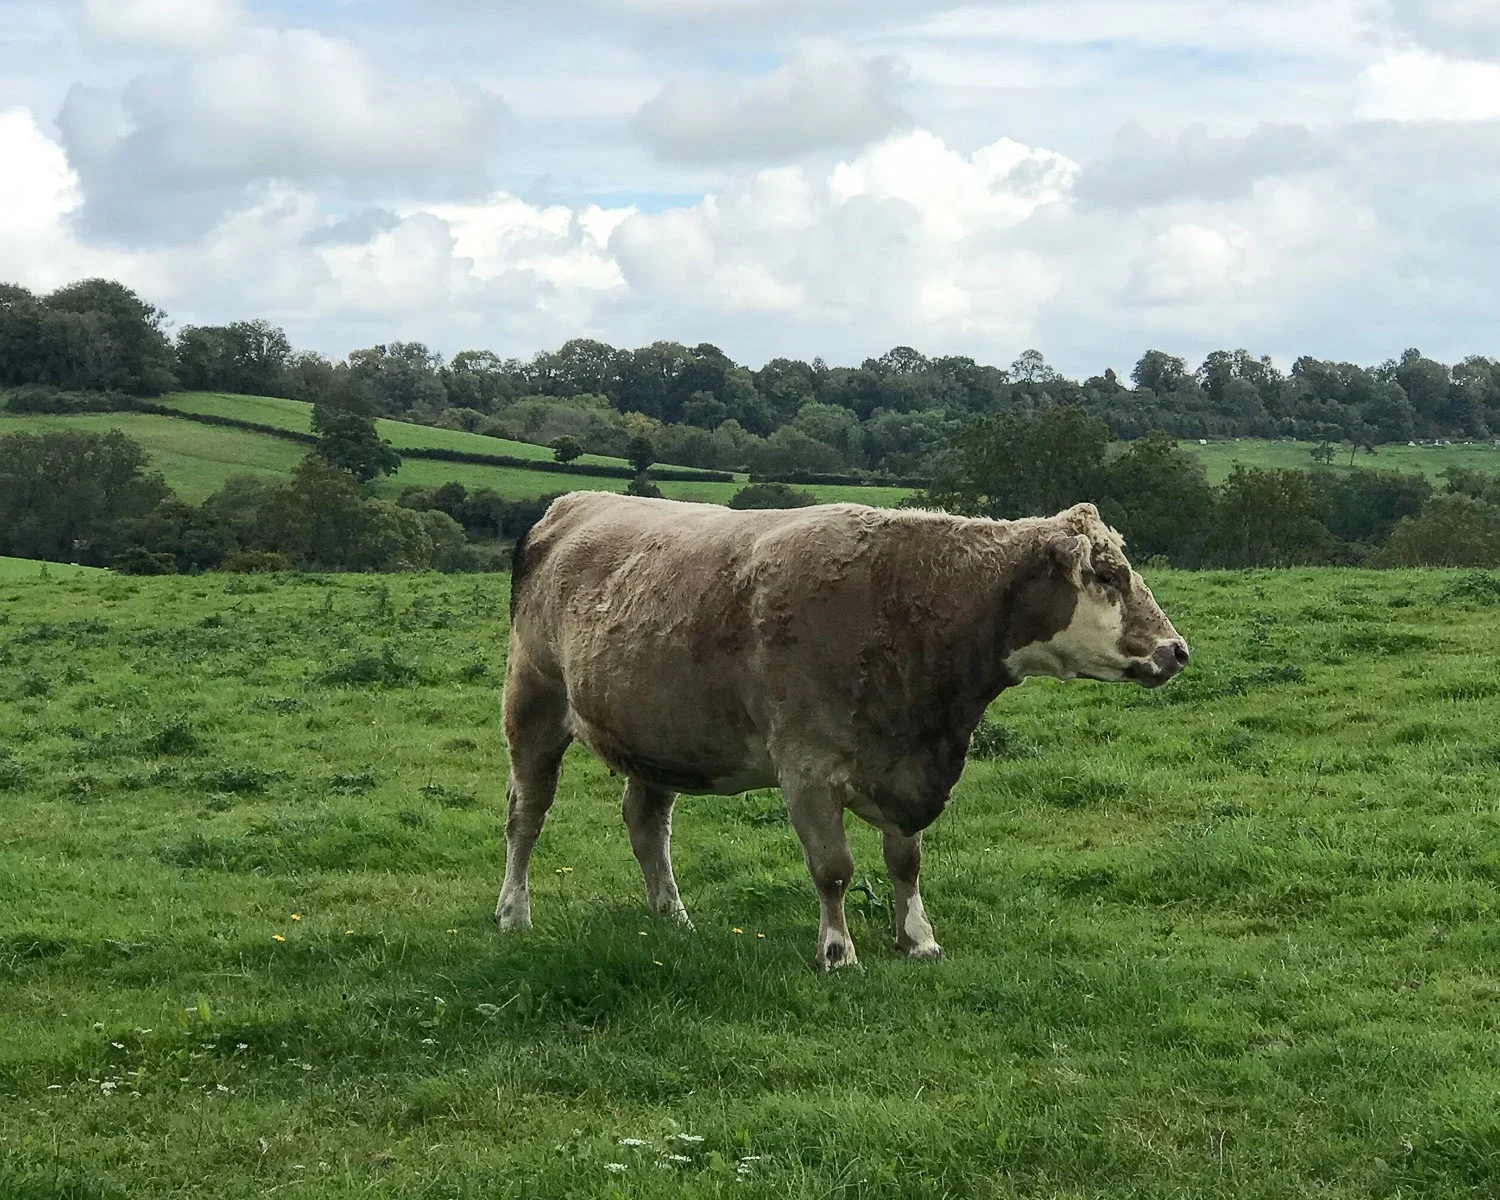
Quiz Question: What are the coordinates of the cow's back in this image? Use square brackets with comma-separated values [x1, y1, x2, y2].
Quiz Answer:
[506, 492, 896, 791]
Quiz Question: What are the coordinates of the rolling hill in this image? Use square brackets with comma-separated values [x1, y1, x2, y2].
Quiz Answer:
[0, 395, 916, 509]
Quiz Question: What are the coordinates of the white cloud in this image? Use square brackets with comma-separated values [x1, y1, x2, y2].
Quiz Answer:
[633, 52, 911, 164]
[0, 106, 140, 292]
[609, 131, 1076, 347]
[57, 28, 507, 240]
[79, 0, 245, 51]
[1355, 50, 1500, 121]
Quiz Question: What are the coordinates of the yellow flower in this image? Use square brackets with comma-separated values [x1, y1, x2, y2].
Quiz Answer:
[344, 930, 354, 935]
[290, 914, 301, 921]
[272, 934, 285, 943]
[732, 928, 743, 935]
[446, 929, 458, 934]
[653, 960, 663, 966]
[638, 931, 647, 937]
[756, 933, 766, 939]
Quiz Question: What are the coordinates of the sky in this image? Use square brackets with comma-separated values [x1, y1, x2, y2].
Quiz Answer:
[2, 0, 1500, 376]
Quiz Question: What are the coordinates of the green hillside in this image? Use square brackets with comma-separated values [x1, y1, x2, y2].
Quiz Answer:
[1184, 437, 1500, 484]
[157, 391, 705, 472]
[0, 556, 101, 580]
[0, 407, 913, 508]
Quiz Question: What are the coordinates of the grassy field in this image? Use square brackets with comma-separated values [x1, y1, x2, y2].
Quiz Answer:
[3, 567, 1500, 1197]
[1185, 437, 1500, 484]
[0, 408, 913, 509]
[157, 392, 669, 472]
[0, 557, 101, 580]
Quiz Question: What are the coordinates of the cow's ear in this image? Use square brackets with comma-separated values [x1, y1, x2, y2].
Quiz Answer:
[1049, 533, 1093, 586]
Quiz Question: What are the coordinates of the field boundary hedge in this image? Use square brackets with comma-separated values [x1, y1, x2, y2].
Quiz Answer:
[3, 389, 735, 483]
[749, 470, 928, 489]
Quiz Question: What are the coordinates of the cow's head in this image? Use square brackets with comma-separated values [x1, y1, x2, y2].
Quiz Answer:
[1004, 502, 1189, 688]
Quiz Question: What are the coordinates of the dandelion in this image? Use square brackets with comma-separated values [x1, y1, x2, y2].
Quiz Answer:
[604, 1163, 627, 1174]
[618, 1137, 646, 1147]
[732, 928, 743, 934]
[272, 934, 285, 943]
[345, 929, 354, 935]
[756, 933, 766, 939]
[446, 928, 458, 934]
[290, 914, 301, 921]
[638, 930, 647, 937]
[653, 960, 663, 966]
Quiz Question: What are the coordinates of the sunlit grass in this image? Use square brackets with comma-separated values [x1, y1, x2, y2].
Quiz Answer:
[3, 568, 1500, 1196]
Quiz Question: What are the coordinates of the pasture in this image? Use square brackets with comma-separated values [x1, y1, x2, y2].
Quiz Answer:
[1184, 437, 1500, 485]
[3, 567, 1500, 1198]
[0, 402, 915, 509]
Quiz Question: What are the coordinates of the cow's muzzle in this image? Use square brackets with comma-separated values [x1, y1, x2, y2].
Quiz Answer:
[1127, 639, 1190, 688]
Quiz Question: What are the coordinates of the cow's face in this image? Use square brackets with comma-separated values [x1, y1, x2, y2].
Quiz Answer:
[1005, 504, 1189, 688]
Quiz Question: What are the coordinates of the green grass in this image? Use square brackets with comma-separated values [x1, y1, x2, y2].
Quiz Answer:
[3, 567, 1500, 1196]
[1185, 437, 1500, 484]
[0, 412, 307, 504]
[0, 406, 913, 508]
[0, 557, 101, 580]
[159, 392, 673, 471]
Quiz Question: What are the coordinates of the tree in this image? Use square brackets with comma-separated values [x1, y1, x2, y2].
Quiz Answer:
[1010, 349, 1058, 385]
[919, 407, 1110, 519]
[1096, 431, 1215, 565]
[312, 383, 401, 483]
[1212, 467, 1329, 566]
[1378, 493, 1500, 567]
[550, 435, 584, 464]
[1310, 441, 1336, 465]
[0, 429, 171, 564]
[626, 434, 656, 476]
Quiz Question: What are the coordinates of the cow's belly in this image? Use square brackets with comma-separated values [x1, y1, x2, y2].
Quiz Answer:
[566, 697, 776, 796]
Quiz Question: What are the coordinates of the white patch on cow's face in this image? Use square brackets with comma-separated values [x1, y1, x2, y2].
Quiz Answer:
[1005, 585, 1130, 683]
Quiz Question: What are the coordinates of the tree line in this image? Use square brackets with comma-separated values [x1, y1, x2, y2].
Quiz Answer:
[917, 408, 1500, 568]
[7, 278, 1500, 485]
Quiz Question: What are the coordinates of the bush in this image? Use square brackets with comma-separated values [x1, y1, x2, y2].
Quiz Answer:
[3, 386, 135, 413]
[112, 546, 178, 575]
[220, 550, 294, 574]
[1377, 493, 1500, 567]
[729, 482, 818, 509]
[626, 473, 663, 498]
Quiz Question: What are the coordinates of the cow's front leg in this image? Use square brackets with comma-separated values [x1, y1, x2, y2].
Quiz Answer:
[783, 783, 858, 970]
[882, 831, 942, 960]
[622, 777, 691, 924]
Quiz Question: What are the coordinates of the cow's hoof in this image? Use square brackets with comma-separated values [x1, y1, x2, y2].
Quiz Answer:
[817, 939, 860, 971]
[494, 907, 531, 932]
[901, 940, 944, 961]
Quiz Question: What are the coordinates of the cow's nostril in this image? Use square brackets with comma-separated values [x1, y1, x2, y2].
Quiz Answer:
[1172, 641, 1190, 665]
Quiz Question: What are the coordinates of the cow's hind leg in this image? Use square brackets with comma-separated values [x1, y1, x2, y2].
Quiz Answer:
[622, 778, 690, 924]
[883, 831, 942, 960]
[783, 782, 858, 970]
[494, 654, 570, 931]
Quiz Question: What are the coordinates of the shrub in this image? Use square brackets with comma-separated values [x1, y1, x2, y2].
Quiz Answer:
[729, 482, 819, 510]
[220, 550, 294, 573]
[1377, 494, 1500, 567]
[112, 546, 178, 575]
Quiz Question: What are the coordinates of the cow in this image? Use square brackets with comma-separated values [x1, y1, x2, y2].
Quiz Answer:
[495, 492, 1188, 969]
